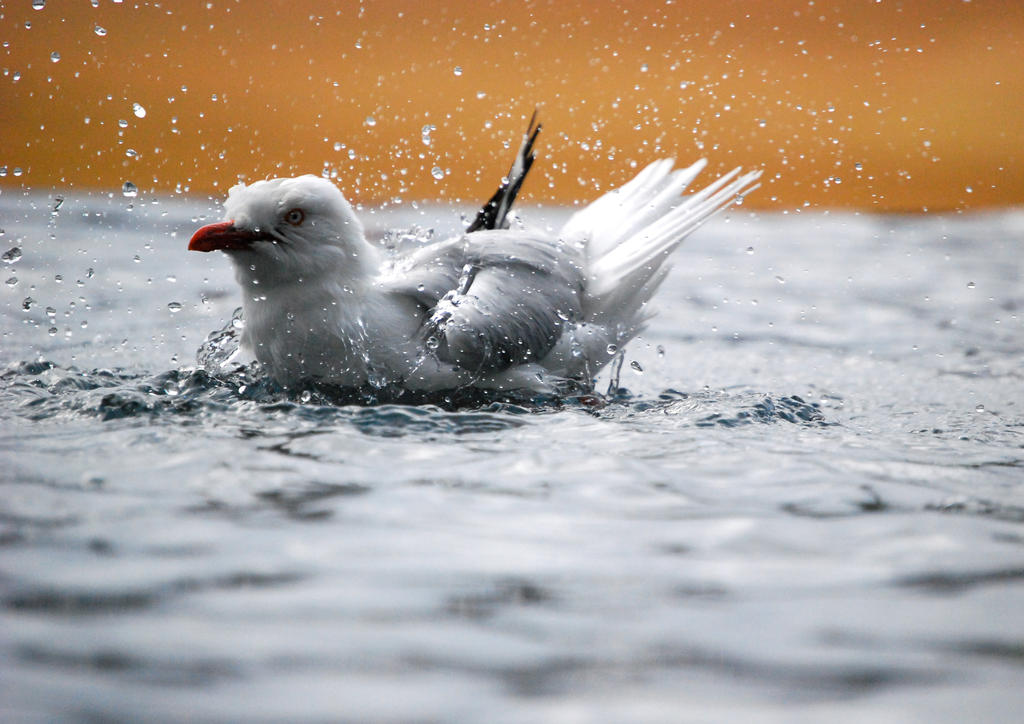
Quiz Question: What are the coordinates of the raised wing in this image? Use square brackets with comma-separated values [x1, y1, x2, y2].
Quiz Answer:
[466, 111, 541, 233]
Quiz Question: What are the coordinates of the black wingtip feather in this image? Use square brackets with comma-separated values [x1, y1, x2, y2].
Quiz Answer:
[467, 111, 542, 233]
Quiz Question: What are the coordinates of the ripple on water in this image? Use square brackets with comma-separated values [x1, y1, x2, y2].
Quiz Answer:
[2, 359, 839, 442]
[5, 569, 304, 616]
[0, 360, 561, 439]
[603, 387, 835, 428]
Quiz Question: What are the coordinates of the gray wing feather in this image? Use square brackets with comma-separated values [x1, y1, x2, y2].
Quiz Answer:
[383, 231, 585, 373]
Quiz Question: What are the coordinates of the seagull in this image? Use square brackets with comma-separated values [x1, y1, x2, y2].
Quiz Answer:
[189, 115, 760, 393]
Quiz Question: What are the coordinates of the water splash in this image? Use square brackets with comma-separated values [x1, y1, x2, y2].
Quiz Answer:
[196, 306, 244, 372]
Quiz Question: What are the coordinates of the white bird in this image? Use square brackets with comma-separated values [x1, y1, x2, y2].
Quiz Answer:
[189, 116, 761, 394]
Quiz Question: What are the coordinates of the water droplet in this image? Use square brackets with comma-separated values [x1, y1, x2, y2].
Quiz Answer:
[746, 246, 754, 255]
[975, 403, 985, 412]
[49, 51, 60, 63]
[48, 327, 58, 336]
[167, 302, 182, 313]
[132, 102, 146, 118]
[300, 390, 312, 403]
[333, 141, 342, 151]
[122, 181, 138, 197]
[118, 119, 129, 129]
[453, 65, 463, 76]
[94, 25, 107, 37]
[421, 124, 436, 146]
[364, 115, 376, 127]
[775, 275, 786, 284]
[425, 335, 440, 350]
[22, 297, 35, 310]
[606, 343, 618, 355]
[2, 247, 22, 264]
[630, 360, 644, 374]
[5, 276, 17, 286]
[33, 0, 46, 8]
[431, 166, 445, 180]
[966, 281, 975, 289]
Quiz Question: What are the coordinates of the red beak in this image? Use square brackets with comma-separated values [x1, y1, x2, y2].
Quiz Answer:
[188, 220, 262, 252]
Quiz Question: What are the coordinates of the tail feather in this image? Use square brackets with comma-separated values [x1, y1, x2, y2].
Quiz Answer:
[587, 261, 673, 348]
[562, 159, 709, 261]
[573, 161, 761, 326]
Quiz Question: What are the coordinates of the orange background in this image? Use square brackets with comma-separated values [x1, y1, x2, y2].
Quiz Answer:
[2, 0, 1022, 211]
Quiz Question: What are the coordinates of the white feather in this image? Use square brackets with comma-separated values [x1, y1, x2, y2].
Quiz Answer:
[573, 162, 761, 329]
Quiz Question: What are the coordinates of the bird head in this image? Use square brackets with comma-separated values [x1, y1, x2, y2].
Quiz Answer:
[188, 175, 374, 288]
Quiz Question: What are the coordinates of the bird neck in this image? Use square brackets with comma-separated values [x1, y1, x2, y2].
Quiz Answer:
[338, 235, 382, 285]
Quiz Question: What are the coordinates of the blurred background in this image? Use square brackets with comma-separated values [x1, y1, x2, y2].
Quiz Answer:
[2, 0, 1022, 211]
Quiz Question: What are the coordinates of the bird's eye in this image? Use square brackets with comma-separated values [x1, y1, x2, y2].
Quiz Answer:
[284, 208, 305, 226]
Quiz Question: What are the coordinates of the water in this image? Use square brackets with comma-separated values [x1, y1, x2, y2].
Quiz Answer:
[1, 191, 1022, 722]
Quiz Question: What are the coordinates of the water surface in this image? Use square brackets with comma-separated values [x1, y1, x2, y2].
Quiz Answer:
[1, 192, 1022, 722]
